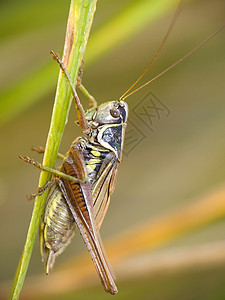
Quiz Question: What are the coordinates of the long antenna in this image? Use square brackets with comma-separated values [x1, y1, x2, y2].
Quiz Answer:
[120, 23, 225, 101]
[119, 2, 183, 101]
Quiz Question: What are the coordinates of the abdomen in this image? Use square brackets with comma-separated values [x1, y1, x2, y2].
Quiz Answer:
[39, 183, 76, 273]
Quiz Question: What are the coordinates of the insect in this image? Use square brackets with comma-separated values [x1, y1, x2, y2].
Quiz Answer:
[21, 53, 128, 294]
[20, 5, 225, 295]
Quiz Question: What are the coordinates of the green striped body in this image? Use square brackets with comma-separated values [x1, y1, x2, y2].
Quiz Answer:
[40, 184, 76, 273]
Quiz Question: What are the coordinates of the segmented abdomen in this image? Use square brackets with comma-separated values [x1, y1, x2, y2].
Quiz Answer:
[40, 183, 76, 272]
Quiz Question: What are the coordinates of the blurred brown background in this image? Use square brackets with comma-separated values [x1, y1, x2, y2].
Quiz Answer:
[0, 0, 225, 299]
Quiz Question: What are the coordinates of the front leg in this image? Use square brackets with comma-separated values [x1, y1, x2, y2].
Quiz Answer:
[76, 60, 97, 109]
[78, 84, 97, 109]
[50, 51, 91, 135]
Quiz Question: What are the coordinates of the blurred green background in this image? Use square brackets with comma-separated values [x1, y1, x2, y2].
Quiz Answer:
[1, 0, 225, 299]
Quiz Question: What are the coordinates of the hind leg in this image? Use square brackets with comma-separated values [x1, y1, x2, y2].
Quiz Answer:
[27, 179, 56, 200]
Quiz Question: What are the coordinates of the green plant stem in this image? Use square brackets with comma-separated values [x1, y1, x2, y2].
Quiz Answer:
[9, 1, 97, 299]
[0, 0, 179, 127]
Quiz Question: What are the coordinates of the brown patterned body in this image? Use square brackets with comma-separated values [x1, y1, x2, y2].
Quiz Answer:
[39, 100, 128, 294]
[57, 139, 117, 294]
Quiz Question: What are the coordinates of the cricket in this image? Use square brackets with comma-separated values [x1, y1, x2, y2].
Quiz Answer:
[19, 3, 224, 295]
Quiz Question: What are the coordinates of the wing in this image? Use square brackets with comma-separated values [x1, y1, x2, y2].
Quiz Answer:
[59, 142, 118, 295]
[91, 153, 118, 229]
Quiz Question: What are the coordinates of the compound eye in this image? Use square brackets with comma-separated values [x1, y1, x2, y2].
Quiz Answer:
[110, 107, 120, 118]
